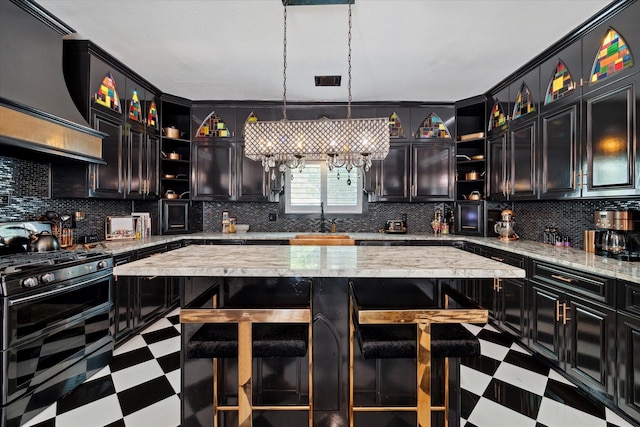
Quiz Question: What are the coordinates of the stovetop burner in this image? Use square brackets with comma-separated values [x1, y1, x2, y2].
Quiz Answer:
[0, 247, 113, 297]
[0, 250, 106, 274]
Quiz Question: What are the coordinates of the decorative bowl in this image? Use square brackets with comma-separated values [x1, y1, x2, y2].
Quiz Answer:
[235, 224, 250, 233]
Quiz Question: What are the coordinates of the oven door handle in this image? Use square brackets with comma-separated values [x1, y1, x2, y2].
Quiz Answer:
[8, 273, 112, 306]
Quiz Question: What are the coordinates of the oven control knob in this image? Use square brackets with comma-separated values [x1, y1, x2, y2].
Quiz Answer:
[21, 277, 38, 288]
[97, 260, 108, 270]
[40, 273, 56, 284]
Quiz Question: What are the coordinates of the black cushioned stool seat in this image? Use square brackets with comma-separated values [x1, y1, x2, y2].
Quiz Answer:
[356, 323, 480, 360]
[187, 323, 308, 359]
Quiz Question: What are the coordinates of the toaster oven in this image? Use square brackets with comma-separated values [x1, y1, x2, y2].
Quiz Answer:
[384, 220, 407, 234]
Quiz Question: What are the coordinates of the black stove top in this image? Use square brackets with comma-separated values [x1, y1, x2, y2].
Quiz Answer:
[0, 250, 108, 274]
[0, 248, 113, 297]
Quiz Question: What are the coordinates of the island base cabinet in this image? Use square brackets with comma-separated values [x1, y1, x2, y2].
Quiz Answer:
[617, 312, 640, 421]
[114, 253, 136, 344]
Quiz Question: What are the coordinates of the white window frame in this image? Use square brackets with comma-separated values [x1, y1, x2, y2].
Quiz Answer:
[285, 161, 363, 214]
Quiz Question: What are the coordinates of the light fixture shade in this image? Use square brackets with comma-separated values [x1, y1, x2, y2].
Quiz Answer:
[244, 117, 390, 165]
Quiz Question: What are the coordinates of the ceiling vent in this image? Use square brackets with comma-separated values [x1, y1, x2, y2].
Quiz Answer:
[315, 75, 342, 87]
[282, 0, 353, 5]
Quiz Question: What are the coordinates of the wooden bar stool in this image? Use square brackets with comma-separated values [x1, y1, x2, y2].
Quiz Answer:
[181, 278, 313, 427]
[349, 280, 487, 427]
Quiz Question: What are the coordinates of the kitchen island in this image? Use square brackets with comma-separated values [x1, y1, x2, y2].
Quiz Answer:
[114, 244, 524, 426]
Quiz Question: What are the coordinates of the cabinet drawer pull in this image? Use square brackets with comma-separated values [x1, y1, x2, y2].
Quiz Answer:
[551, 274, 573, 283]
[462, 226, 476, 229]
[490, 256, 505, 262]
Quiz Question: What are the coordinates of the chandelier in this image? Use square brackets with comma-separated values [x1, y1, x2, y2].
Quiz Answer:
[244, 0, 390, 174]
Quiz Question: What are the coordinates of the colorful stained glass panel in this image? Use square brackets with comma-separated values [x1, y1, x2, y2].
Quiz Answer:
[128, 90, 142, 122]
[590, 28, 634, 84]
[488, 101, 507, 131]
[513, 83, 535, 119]
[388, 112, 406, 138]
[415, 113, 451, 139]
[147, 101, 158, 129]
[94, 72, 121, 113]
[196, 111, 231, 138]
[545, 60, 576, 105]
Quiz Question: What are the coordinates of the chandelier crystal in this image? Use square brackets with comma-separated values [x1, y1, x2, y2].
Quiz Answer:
[243, 0, 389, 174]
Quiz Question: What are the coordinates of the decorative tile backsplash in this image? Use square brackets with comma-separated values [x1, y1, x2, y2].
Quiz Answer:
[3, 154, 639, 250]
[0, 156, 131, 240]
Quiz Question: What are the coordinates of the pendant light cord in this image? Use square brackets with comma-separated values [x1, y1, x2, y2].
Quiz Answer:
[347, 0, 352, 119]
[282, 0, 288, 120]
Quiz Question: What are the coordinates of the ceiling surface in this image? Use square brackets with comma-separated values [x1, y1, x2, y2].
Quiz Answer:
[36, 0, 613, 103]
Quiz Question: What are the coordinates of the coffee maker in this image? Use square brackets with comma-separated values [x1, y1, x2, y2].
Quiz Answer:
[594, 210, 640, 261]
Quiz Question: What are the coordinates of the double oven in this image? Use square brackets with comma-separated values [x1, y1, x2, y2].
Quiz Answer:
[0, 240, 114, 426]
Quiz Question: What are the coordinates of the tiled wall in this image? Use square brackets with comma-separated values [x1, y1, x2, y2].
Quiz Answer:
[3, 154, 639, 250]
[511, 199, 640, 249]
[0, 156, 132, 240]
[201, 201, 455, 234]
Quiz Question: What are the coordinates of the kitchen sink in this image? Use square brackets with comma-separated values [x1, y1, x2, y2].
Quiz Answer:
[290, 234, 355, 245]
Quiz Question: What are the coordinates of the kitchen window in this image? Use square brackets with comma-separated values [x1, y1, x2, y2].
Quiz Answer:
[285, 162, 363, 214]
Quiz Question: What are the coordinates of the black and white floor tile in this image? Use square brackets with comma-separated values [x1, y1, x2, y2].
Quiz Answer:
[23, 310, 639, 427]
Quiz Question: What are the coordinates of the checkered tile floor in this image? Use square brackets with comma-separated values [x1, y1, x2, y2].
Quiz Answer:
[23, 309, 638, 427]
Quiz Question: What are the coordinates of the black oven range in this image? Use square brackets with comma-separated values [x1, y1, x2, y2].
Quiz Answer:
[0, 223, 114, 427]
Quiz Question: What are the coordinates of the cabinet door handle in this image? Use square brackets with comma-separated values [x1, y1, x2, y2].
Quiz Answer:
[490, 256, 505, 262]
[493, 278, 502, 292]
[556, 300, 562, 322]
[551, 274, 573, 283]
[563, 304, 571, 324]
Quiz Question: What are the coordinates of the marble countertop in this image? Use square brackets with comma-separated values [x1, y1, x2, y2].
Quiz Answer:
[112, 244, 526, 278]
[103, 232, 640, 284]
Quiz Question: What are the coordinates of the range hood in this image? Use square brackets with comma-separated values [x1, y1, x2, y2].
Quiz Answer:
[0, 0, 104, 164]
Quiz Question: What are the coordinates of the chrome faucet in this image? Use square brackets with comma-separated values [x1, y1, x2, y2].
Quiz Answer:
[320, 202, 326, 233]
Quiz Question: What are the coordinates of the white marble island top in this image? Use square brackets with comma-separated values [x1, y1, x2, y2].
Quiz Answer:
[112, 244, 526, 278]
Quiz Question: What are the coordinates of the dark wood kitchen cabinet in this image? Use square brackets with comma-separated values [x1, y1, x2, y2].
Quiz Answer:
[237, 142, 276, 201]
[366, 141, 453, 202]
[365, 143, 410, 201]
[113, 244, 180, 346]
[411, 143, 454, 201]
[540, 104, 581, 199]
[486, 119, 537, 201]
[53, 40, 161, 200]
[509, 118, 537, 199]
[487, 132, 508, 200]
[191, 141, 235, 201]
[529, 261, 616, 398]
[617, 280, 640, 421]
[478, 247, 527, 339]
[113, 252, 136, 344]
[135, 245, 170, 329]
[538, 40, 583, 199]
[487, 76, 537, 201]
[580, 72, 640, 198]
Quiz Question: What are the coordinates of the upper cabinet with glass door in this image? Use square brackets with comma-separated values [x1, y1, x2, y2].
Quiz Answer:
[580, 3, 639, 197]
[538, 40, 582, 199]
